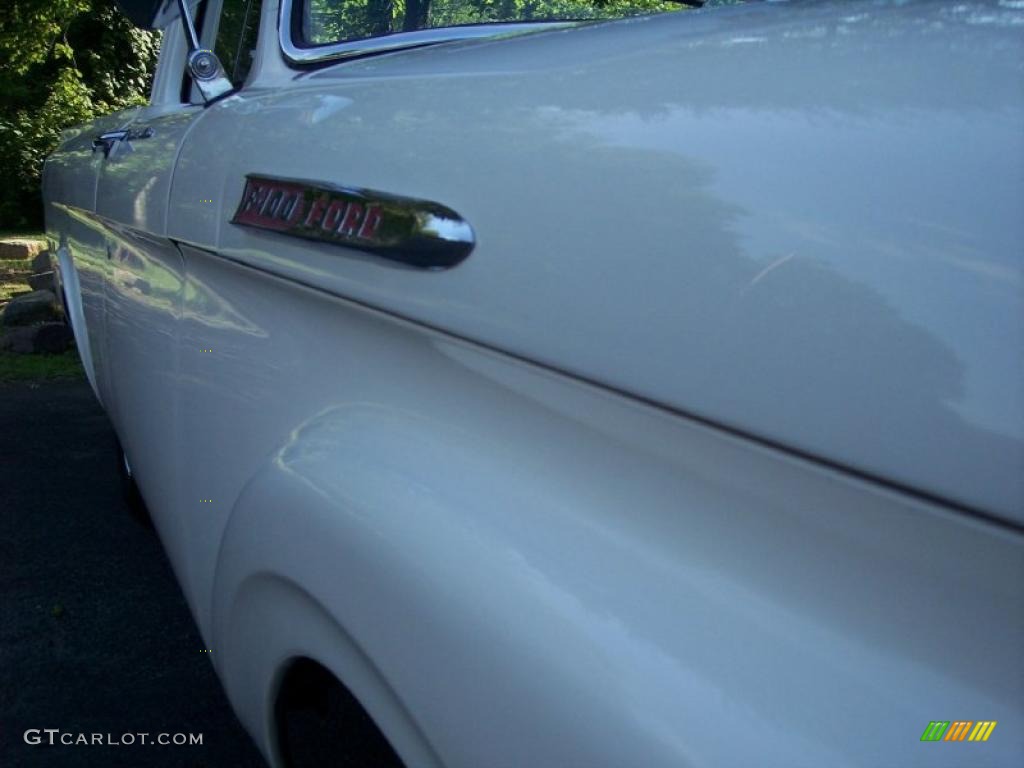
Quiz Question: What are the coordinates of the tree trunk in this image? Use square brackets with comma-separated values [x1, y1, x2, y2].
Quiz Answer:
[402, 0, 430, 32]
[366, 0, 394, 36]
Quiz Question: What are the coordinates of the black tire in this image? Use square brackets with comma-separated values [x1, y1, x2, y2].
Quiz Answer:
[60, 287, 72, 330]
[116, 441, 153, 530]
[276, 659, 405, 768]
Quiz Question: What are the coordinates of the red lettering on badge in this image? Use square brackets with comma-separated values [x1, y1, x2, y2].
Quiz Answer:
[303, 195, 328, 228]
[338, 203, 364, 236]
[358, 205, 383, 240]
[321, 200, 347, 233]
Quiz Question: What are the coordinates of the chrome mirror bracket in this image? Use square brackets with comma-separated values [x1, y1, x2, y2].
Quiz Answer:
[176, 0, 233, 103]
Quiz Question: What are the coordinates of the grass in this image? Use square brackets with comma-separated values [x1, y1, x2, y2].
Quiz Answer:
[0, 349, 83, 382]
[0, 282, 32, 302]
[1, 256, 34, 303]
[1, 255, 36, 277]
[0, 231, 83, 382]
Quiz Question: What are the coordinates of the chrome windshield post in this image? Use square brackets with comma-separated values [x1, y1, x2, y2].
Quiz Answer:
[176, 0, 234, 103]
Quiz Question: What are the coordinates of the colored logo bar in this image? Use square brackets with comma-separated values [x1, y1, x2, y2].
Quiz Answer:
[921, 721, 997, 742]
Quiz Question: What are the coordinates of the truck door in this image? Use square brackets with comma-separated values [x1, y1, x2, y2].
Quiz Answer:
[95, 0, 264, 631]
[91, 20, 196, 566]
[43, 108, 139, 404]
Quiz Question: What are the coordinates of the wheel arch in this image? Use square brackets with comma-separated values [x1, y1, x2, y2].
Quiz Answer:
[218, 572, 435, 768]
[209, 406, 450, 768]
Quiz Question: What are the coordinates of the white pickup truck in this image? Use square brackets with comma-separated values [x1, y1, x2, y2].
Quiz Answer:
[43, 0, 1024, 766]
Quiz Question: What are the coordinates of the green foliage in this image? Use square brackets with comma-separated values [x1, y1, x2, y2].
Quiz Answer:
[0, 0, 160, 229]
[214, 0, 263, 86]
[305, 0, 686, 45]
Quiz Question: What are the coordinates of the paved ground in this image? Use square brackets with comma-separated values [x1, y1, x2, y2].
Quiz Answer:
[0, 380, 267, 767]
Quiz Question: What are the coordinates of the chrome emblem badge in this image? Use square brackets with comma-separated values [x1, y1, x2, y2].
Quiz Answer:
[231, 175, 474, 269]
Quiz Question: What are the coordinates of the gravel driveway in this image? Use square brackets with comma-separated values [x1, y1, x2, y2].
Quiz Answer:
[0, 380, 267, 767]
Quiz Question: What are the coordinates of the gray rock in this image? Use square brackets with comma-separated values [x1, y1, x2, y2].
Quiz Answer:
[0, 322, 74, 354]
[0, 326, 38, 353]
[31, 250, 52, 273]
[0, 238, 45, 261]
[33, 322, 74, 353]
[28, 271, 54, 292]
[1, 290, 58, 326]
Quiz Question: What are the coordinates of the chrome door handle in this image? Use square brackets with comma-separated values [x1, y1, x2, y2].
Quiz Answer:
[92, 127, 154, 157]
[92, 130, 129, 156]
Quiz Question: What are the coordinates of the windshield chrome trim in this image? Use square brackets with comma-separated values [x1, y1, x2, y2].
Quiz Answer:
[278, 0, 573, 66]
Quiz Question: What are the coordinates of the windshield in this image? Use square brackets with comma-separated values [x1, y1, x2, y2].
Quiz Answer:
[301, 0, 709, 47]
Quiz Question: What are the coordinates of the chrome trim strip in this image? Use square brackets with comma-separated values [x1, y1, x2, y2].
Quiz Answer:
[230, 174, 475, 269]
[278, 0, 572, 66]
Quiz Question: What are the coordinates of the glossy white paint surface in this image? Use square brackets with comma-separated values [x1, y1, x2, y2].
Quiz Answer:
[189, 243, 1023, 768]
[43, 1, 1024, 766]
[171, 0, 1024, 520]
[102, 221, 187, 587]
